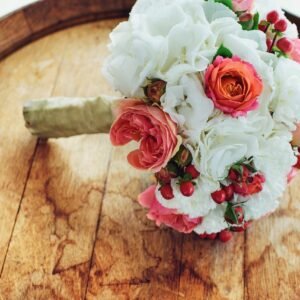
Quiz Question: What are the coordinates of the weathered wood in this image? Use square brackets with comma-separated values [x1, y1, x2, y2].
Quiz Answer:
[0, 28, 67, 273]
[245, 180, 300, 300]
[0, 20, 116, 299]
[86, 146, 183, 299]
[0, 0, 135, 60]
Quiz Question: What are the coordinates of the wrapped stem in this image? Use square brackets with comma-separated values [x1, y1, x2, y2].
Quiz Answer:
[23, 96, 117, 138]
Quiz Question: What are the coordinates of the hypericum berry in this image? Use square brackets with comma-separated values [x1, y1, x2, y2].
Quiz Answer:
[274, 19, 288, 32]
[211, 189, 226, 204]
[241, 166, 250, 181]
[239, 13, 252, 23]
[145, 80, 166, 103]
[294, 156, 300, 169]
[155, 168, 171, 184]
[258, 21, 267, 32]
[199, 233, 207, 239]
[160, 184, 174, 200]
[228, 169, 239, 181]
[180, 181, 195, 197]
[219, 230, 233, 243]
[224, 184, 234, 201]
[266, 10, 280, 24]
[277, 37, 294, 53]
[233, 182, 249, 196]
[185, 165, 200, 179]
[207, 233, 217, 240]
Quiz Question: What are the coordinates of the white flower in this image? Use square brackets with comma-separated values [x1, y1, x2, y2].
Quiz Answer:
[161, 74, 214, 143]
[243, 137, 296, 220]
[271, 58, 300, 131]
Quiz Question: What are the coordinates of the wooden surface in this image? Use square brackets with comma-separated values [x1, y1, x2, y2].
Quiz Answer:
[0, 0, 135, 60]
[0, 18, 299, 300]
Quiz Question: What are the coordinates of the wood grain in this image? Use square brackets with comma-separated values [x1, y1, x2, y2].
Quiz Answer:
[0, 15, 299, 300]
[0, 0, 135, 60]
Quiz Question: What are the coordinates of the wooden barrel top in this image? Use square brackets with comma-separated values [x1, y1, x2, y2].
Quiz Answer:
[0, 2, 300, 299]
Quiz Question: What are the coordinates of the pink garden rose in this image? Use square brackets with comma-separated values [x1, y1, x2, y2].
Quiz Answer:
[232, 0, 254, 12]
[110, 99, 178, 172]
[288, 168, 298, 183]
[138, 186, 203, 233]
[205, 56, 263, 117]
[290, 39, 300, 63]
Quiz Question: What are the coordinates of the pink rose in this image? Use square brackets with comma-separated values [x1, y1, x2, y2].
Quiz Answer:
[138, 186, 203, 233]
[205, 56, 263, 117]
[110, 99, 178, 172]
[290, 39, 300, 63]
[232, 0, 254, 12]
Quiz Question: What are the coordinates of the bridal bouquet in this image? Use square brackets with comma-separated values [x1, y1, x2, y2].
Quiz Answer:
[24, 0, 300, 242]
[105, 0, 300, 242]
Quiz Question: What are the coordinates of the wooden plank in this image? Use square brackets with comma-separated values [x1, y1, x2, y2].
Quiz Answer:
[0, 27, 67, 273]
[0, 20, 118, 299]
[0, 0, 134, 60]
[178, 234, 244, 299]
[245, 178, 300, 300]
[86, 146, 183, 299]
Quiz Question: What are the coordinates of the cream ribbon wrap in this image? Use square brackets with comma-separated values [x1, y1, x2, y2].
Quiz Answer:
[23, 96, 117, 138]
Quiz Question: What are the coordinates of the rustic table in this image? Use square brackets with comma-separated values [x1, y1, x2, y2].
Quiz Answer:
[0, 2, 300, 300]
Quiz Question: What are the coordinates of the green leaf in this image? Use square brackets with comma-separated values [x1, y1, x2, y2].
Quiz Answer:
[214, 0, 233, 10]
[251, 12, 260, 30]
[213, 45, 233, 61]
[225, 203, 238, 224]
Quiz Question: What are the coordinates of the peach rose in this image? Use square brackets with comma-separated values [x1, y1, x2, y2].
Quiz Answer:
[138, 186, 203, 233]
[205, 56, 263, 117]
[290, 39, 300, 63]
[232, 0, 254, 12]
[110, 99, 178, 172]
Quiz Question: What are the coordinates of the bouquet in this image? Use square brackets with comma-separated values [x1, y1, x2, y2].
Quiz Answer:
[24, 0, 300, 243]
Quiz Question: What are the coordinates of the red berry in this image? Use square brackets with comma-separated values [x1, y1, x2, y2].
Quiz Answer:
[267, 10, 279, 24]
[185, 165, 200, 179]
[219, 230, 233, 243]
[180, 181, 195, 197]
[274, 19, 288, 32]
[199, 233, 207, 239]
[224, 184, 234, 201]
[207, 233, 217, 240]
[239, 13, 252, 23]
[294, 156, 300, 169]
[211, 189, 226, 204]
[277, 37, 294, 53]
[160, 184, 174, 200]
[232, 226, 245, 233]
[228, 169, 238, 181]
[242, 166, 250, 181]
[233, 182, 249, 196]
[258, 22, 267, 32]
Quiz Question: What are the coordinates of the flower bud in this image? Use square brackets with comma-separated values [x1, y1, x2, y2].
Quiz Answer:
[144, 80, 166, 103]
[277, 37, 294, 54]
[266, 10, 279, 24]
[173, 145, 192, 168]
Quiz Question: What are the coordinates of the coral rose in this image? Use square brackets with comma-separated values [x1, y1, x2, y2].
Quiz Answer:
[110, 99, 179, 172]
[138, 186, 203, 233]
[290, 39, 300, 63]
[205, 56, 263, 117]
[232, 0, 254, 12]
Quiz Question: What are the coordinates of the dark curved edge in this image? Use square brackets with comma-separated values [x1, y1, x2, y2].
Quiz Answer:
[0, 1, 299, 61]
[0, 0, 135, 61]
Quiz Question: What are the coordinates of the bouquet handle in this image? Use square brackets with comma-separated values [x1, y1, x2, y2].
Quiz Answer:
[23, 96, 117, 138]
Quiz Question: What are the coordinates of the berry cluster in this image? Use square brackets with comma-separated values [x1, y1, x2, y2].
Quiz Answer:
[210, 160, 265, 205]
[156, 146, 200, 200]
[259, 11, 293, 56]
